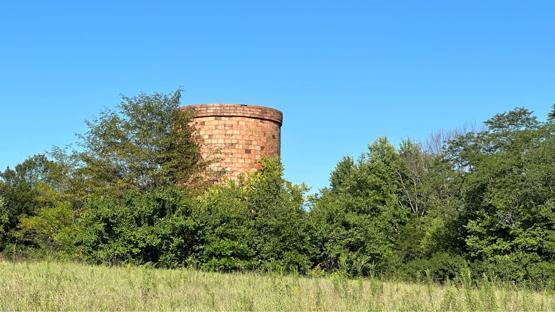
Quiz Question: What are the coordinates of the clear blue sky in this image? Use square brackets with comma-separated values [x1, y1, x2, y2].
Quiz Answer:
[1, 1, 553, 191]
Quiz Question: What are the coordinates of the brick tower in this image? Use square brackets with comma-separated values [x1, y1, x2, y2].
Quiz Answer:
[186, 104, 283, 180]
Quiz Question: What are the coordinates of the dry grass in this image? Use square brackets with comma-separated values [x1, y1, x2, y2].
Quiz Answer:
[0, 261, 553, 311]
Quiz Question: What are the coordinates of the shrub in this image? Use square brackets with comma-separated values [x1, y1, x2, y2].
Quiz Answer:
[471, 253, 555, 289]
[191, 159, 314, 274]
[402, 253, 468, 283]
[77, 186, 197, 267]
[16, 201, 78, 257]
[190, 185, 256, 272]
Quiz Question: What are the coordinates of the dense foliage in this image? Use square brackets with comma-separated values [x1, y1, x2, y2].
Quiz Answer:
[1, 92, 553, 289]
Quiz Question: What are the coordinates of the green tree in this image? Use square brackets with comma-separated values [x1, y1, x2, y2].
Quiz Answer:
[397, 140, 434, 217]
[16, 201, 78, 256]
[396, 138, 465, 262]
[78, 90, 209, 194]
[0, 196, 8, 243]
[0, 155, 63, 248]
[191, 184, 256, 271]
[77, 186, 197, 266]
[246, 158, 314, 273]
[447, 108, 554, 263]
[190, 158, 313, 273]
[7, 90, 211, 257]
[310, 138, 408, 276]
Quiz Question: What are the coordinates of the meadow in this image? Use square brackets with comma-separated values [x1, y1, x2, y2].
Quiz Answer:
[0, 261, 553, 311]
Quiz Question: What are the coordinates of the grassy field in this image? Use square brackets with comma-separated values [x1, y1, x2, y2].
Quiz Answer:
[0, 261, 553, 311]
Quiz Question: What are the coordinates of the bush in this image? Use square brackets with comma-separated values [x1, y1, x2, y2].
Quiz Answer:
[77, 186, 197, 267]
[0, 197, 8, 247]
[16, 201, 78, 257]
[471, 253, 555, 289]
[190, 185, 256, 272]
[527, 261, 555, 290]
[191, 159, 314, 274]
[402, 253, 468, 283]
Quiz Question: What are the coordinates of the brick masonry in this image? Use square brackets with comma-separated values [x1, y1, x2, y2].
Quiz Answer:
[185, 104, 283, 181]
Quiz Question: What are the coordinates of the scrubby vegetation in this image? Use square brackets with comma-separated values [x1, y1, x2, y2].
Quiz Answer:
[1, 90, 554, 297]
[1, 261, 553, 311]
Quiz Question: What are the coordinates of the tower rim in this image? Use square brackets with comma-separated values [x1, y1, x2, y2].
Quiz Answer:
[183, 103, 283, 126]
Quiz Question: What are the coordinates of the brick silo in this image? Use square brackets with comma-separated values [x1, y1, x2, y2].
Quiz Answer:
[185, 104, 283, 180]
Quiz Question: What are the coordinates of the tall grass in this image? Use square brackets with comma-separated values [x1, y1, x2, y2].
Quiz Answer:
[0, 261, 553, 311]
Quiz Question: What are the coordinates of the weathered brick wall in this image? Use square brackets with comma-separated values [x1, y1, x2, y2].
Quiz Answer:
[186, 104, 283, 180]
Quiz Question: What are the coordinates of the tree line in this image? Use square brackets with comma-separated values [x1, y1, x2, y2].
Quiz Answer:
[1, 90, 554, 289]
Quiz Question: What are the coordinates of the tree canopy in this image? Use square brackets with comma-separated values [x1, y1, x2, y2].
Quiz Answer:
[1, 94, 553, 289]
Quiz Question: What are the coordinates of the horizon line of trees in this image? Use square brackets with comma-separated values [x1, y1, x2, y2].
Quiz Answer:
[1, 90, 554, 290]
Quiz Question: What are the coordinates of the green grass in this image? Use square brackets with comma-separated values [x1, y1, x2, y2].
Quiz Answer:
[0, 261, 553, 311]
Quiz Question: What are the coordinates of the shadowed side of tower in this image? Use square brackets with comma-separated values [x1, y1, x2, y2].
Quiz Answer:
[184, 104, 283, 181]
